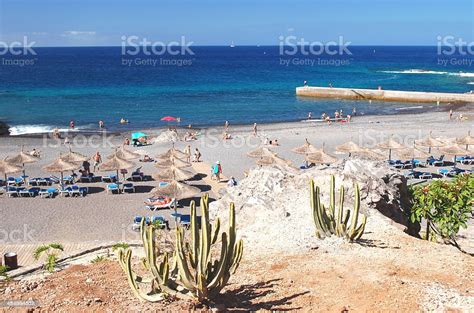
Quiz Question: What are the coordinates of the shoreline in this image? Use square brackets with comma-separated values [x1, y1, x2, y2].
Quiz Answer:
[2, 102, 471, 139]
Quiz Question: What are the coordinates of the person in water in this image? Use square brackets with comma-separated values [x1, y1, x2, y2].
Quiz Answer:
[120, 118, 129, 124]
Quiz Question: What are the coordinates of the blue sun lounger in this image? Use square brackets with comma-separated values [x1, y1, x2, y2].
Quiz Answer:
[107, 183, 120, 194]
[39, 188, 58, 198]
[19, 187, 40, 197]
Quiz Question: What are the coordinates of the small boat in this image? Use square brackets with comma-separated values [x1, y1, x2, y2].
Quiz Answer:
[230, 41, 235, 48]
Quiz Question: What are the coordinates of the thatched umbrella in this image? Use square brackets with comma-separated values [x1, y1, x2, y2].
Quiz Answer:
[255, 153, 295, 169]
[247, 147, 277, 158]
[305, 151, 338, 165]
[60, 148, 89, 163]
[110, 147, 140, 160]
[151, 180, 201, 199]
[415, 132, 445, 153]
[395, 146, 431, 168]
[335, 141, 363, 157]
[101, 154, 135, 182]
[439, 144, 470, 168]
[155, 156, 191, 169]
[43, 156, 81, 189]
[156, 148, 187, 160]
[376, 137, 406, 160]
[291, 139, 321, 155]
[6, 149, 40, 178]
[0, 159, 22, 183]
[456, 131, 474, 150]
[153, 166, 195, 181]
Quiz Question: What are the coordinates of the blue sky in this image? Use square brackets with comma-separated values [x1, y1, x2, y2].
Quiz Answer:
[0, 0, 472, 46]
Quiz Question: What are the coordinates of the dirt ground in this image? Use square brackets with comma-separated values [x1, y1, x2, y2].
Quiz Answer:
[1, 229, 472, 312]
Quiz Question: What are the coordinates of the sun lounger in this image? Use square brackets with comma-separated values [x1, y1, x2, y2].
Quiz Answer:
[107, 183, 120, 194]
[131, 172, 144, 181]
[19, 187, 40, 197]
[150, 216, 170, 229]
[179, 214, 191, 227]
[5, 186, 23, 197]
[63, 175, 75, 184]
[144, 196, 176, 210]
[39, 188, 58, 198]
[122, 183, 135, 193]
[102, 174, 118, 183]
[7, 177, 24, 186]
[79, 175, 93, 183]
[412, 159, 426, 167]
[427, 155, 444, 166]
[438, 168, 464, 177]
[69, 185, 88, 197]
[59, 187, 72, 197]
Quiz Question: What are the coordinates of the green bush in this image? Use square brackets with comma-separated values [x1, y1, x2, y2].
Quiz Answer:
[410, 173, 473, 250]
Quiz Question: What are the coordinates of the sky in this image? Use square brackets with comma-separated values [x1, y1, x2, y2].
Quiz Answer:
[0, 0, 472, 46]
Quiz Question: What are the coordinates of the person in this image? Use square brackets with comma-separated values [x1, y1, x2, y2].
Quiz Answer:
[449, 109, 453, 120]
[212, 161, 222, 182]
[99, 120, 104, 129]
[334, 111, 340, 119]
[352, 107, 357, 116]
[184, 145, 191, 163]
[29, 148, 40, 157]
[303, 80, 308, 87]
[329, 83, 333, 88]
[120, 118, 128, 124]
[222, 132, 232, 140]
[224, 120, 229, 130]
[64, 136, 70, 145]
[227, 176, 237, 187]
[142, 155, 153, 162]
[82, 160, 91, 175]
[193, 148, 201, 162]
[253, 123, 258, 136]
[52, 128, 61, 139]
[93, 152, 102, 171]
[307, 112, 312, 120]
[272, 139, 279, 146]
[321, 112, 327, 120]
[124, 138, 130, 145]
[264, 137, 269, 145]
[378, 86, 382, 90]
[347, 114, 352, 122]
[69, 120, 75, 129]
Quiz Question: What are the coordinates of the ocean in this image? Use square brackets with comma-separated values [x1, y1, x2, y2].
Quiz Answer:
[0, 46, 473, 135]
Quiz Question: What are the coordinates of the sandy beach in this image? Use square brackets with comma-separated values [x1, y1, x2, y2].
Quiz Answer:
[0, 108, 473, 245]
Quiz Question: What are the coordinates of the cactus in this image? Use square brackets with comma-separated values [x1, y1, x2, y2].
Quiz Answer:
[310, 175, 367, 241]
[116, 194, 243, 302]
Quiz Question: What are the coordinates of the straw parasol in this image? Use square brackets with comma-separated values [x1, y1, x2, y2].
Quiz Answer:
[155, 157, 191, 169]
[352, 148, 385, 160]
[60, 148, 89, 163]
[439, 144, 470, 168]
[456, 131, 474, 150]
[100, 154, 135, 181]
[153, 165, 195, 181]
[335, 141, 363, 156]
[255, 153, 295, 169]
[376, 137, 406, 160]
[156, 148, 187, 160]
[396, 146, 431, 160]
[291, 139, 322, 155]
[151, 180, 201, 199]
[43, 156, 81, 188]
[247, 147, 277, 158]
[0, 159, 22, 182]
[305, 151, 338, 165]
[110, 147, 140, 160]
[415, 131, 445, 153]
[6, 149, 40, 178]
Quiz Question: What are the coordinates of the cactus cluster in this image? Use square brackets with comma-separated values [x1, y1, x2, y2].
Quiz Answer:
[310, 175, 367, 241]
[117, 194, 243, 302]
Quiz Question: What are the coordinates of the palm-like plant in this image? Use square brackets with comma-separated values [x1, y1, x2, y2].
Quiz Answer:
[33, 243, 64, 273]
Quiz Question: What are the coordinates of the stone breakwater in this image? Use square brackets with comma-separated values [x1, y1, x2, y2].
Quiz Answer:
[296, 86, 474, 103]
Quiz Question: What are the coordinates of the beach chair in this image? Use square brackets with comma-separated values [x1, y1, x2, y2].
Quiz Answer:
[69, 185, 88, 197]
[107, 183, 120, 194]
[179, 214, 191, 228]
[102, 174, 117, 183]
[79, 175, 93, 183]
[122, 183, 135, 193]
[49, 175, 61, 184]
[19, 187, 40, 197]
[419, 172, 433, 180]
[412, 159, 426, 168]
[131, 170, 144, 181]
[63, 175, 75, 185]
[428, 155, 444, 166]
[59, 186, 72, 197]
[150, 216, 170, 230]
[39, 188, 58, 198]
[144, 197, 176, 210]
[5, 186, 22, 197]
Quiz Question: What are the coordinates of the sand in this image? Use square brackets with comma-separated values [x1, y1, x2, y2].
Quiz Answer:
[0, 109, 473, 245]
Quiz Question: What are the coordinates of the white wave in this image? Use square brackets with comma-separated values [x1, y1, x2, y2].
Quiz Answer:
[468, 82, 474, 85]
[379, 69, 474, 77]
[8, 125, 78, 136]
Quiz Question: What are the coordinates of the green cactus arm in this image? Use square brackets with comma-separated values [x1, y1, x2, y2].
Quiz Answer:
[350, 215, 367, 241]
[230, 239, 244, 274]
[329, 175, 336, 217]
[199, 195, 212, 277]
[190, 201, 199, 266]
[206, 232, 229, 290]
[348, 183, 361, 235]
[175, 227, 197, 292]
[211, 218, 221, 245]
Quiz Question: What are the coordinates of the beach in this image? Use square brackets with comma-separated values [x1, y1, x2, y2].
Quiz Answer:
[0, 108, 473, 245]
